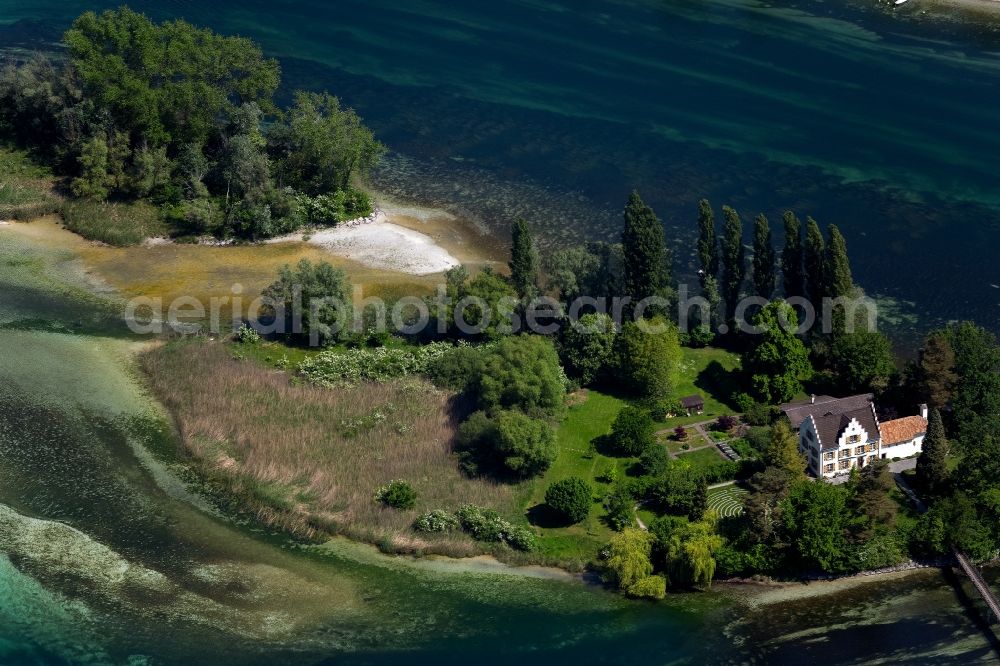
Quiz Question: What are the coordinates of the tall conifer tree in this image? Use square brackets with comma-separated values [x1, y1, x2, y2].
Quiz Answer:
[781, 211, 804, 299]
[824, 224, 853, 298]
[509, 217, 538, 300]
[720, 205, 745, 321]
[752, 213, 776, 299]
[696, 199, 718, 286]
[916, 408, 949, 496]
[803, 216, 826, 303]
[621, 191, 668, 308]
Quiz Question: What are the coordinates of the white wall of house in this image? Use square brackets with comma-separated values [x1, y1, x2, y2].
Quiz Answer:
[882, 434, 923, 460]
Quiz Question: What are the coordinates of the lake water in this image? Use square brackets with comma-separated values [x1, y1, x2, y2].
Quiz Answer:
[2, 2, 1000, 663]
[3, 0, 999, 342]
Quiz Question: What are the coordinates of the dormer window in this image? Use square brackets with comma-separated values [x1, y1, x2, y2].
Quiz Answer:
[848, 434, 861, 444]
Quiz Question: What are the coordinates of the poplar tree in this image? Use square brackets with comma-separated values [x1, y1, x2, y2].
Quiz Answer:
[824, 224, 853, 298]
[621, 191, 668, 308]
[781, 211, 804, 299]
[696, 199, 718, 286]
[509, 217, 538, 300]
[720, 205, 745, 321]
[916, 408, 949, 496]
[803, 216, 826, 303]
[751, 213, 776, 299]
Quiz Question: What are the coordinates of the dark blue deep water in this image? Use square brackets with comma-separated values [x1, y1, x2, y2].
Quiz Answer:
[3, 0, 1000, 339]
[2, 2, 1000, 664]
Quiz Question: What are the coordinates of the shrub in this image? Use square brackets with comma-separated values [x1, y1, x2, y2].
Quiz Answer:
[374, 480, 417, 510]
[300, 342, 454, 386]
[413, 509, 461, 533]
[545, 477, 592, 525]
[674, 426, 687, 441]
[609, 406, 656, 456]
[604, 485, 635, 531]
[426, 343, 487, 392]
[492, 411, 558, 478]
[627, 575, 667, 600]
[716, 415, 738, 432]
[455, 504, 536, 551]
[740, 399, 779, 427]
[649, 398, 683, 422]
[235, 323, 261, 344]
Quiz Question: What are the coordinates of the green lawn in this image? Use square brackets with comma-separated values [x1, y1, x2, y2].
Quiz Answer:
[523, 345, 745, 565]
[524, 390, 632, 564]
[655, 347, 742, 429]
[675, 446, 729, 475]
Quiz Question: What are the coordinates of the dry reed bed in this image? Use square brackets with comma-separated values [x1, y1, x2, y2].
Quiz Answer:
[140, 340, 519, 555]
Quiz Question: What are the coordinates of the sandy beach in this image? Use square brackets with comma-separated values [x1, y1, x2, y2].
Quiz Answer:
[268, 210, 462, 276]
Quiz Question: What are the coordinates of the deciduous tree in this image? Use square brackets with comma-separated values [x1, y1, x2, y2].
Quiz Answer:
[615, 318, 681, 400]
[830, 330, 896, 393]
[742, 301, 811, 404]
[545, 477, 592, 524]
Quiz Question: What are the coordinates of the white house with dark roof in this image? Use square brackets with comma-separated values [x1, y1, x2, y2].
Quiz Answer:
[780, 394, 927, 479]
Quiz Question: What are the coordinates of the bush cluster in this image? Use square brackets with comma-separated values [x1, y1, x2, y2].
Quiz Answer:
[374, 480, 417, 510]
[299, 342, 454, 386]
[412, 509, 461, 533]
[455, 504, 536, 551]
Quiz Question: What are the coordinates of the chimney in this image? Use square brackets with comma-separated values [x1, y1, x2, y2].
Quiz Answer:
[811, 394, 816, 405]
[919, 403, 928, 420]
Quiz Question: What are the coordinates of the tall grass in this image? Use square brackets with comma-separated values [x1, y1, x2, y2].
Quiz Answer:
[141, 340, 520, 556]
[0, 147, 61, 220]
[61, 199, 169, 246]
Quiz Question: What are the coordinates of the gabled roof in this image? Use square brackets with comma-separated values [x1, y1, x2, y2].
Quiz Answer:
[680, 394, 704, 408]
[781, 394, 879, 448]
[880, 416, 927, 446]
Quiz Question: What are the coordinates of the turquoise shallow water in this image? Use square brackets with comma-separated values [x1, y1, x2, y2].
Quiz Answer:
[2, 0, 998, 340]
[2, 2, 1000, 663]
[0, 208, 997, 664]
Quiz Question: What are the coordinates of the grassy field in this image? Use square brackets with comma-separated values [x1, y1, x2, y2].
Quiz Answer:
[521, 346, 744, 565]
[61, 198, 170, 246]
[675, 446, 729, 475]
[0, 147, 61, 220]
[523, 390, 632, 565]
[654, 346, 742, 428]
[141, 339, 521, 557]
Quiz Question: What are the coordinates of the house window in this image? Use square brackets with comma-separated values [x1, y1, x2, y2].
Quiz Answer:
[839, 449, 850, 459]
[825, 464, 834, 473]
[824, 451, 834, 461]
[848, 434, 861, 444]
[839, 460, 851, 470]
[855, 446, 866, 456]
[805, 429, 813, 441]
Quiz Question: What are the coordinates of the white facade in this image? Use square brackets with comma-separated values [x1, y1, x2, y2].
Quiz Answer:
[880, 434, 923, 460]
[798, 415, 881, 479]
